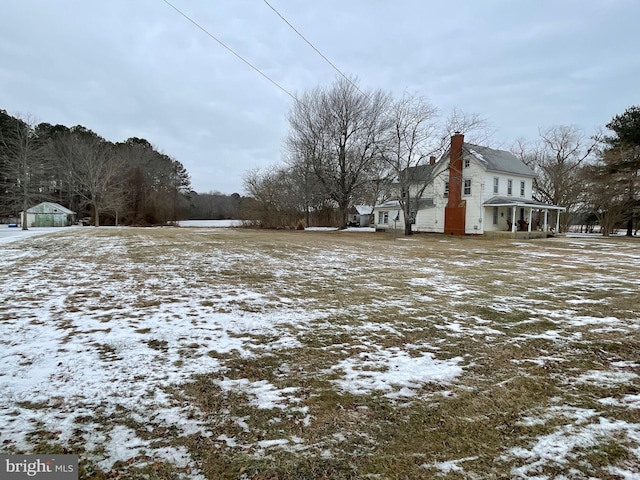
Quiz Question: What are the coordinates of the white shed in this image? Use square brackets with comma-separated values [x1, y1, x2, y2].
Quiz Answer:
[22, 202, 76, 227]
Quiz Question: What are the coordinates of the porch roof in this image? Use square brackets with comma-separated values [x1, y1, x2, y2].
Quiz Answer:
[482, 196, 565, 211]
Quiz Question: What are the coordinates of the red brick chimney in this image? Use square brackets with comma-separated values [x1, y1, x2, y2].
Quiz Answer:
[444, 132, 467, 235]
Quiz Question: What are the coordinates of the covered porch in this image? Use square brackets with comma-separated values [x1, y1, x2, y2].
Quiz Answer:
[483, 197, 566, 235]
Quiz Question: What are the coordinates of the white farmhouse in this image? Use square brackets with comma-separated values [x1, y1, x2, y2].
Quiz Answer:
[373, 133, 565, 236]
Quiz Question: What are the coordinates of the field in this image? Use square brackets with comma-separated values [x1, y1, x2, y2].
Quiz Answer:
[0, 227, 639, 479]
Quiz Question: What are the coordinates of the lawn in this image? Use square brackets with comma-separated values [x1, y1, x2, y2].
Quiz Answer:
[0, 227, 638, 479]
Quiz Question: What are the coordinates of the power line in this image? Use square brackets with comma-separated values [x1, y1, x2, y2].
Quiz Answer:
[262, 0, 370, 99]
[161, 0, 295, 100]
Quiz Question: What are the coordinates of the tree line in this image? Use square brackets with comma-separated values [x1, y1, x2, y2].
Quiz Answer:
[0, 109, 247, 228]
[515, 106, 640, 236]
[244, 77, 639, 236]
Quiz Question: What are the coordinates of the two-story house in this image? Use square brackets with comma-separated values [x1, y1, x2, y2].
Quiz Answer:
[373, 133, 565, 235]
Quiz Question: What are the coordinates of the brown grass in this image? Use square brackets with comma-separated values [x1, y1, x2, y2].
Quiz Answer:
[1, 227, 638, 479]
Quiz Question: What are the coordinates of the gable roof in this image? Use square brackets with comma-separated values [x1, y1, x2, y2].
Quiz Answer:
[26, 202, 75, 215]
[463, 143, 535, 177]
[351, 205, 373, 215]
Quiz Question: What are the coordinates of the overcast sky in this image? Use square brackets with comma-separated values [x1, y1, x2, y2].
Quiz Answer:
[1, 0, 638, 194]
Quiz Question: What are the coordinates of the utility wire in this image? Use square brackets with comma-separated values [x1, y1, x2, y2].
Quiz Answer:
[161, 0, 296, 100]
[262, 0, 370, 99]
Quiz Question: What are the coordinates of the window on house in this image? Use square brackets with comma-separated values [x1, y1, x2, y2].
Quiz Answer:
[507, 179, 513, 196]
[378, 211, 388, 224]
[401, 188, 407, 198]
[464, 158, 470, 168]
[493, 206, 498, 225]
[493, 177, 499, 194]
[444, 181, 449, 197]
[463, 179, 471, 195]
[520, 181, 525, 197]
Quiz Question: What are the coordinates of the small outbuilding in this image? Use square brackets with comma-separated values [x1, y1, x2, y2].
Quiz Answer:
[348, 205, 373, 227]
[21, 202, 76, 227]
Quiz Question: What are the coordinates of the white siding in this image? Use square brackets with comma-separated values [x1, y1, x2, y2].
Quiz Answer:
[483, 172, 532, 201]
[462, 162, 485, 234]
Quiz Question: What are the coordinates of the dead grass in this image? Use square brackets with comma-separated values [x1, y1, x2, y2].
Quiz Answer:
[1, 227, 639, 479]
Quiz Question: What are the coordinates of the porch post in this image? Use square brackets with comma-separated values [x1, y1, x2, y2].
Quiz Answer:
[555, 210, 560, 233]
[511, 206, 516, 232]
[528, 208, 532, 232]
[543, 209, 548, 231]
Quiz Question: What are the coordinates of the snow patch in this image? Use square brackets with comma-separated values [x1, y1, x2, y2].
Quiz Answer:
[329, 348, 463, 397]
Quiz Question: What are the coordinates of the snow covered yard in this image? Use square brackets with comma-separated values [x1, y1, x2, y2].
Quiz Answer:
[0, 228, 638, 479]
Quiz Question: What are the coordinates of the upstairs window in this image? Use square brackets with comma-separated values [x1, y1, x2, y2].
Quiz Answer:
[520, 181, 525, 197]
[507, 179, 513, 196]
[464, 158, 470, 168]
[493, 177, 499, 194]
[463, 179, 472, 196]
[444, 181, 449, 197]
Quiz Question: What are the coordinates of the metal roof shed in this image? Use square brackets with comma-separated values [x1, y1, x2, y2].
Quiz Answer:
[22, 202, 76, 227]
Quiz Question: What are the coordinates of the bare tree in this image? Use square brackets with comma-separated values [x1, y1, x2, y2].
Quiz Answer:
[60, 130, 125, 227]
[381, 92, 439, 235]
[513, 125, 602, 232]
[285, 151, 326, 227]
[243, 165, 304, 228]
[440, 107, 493, 148]
[287, 77, 392, 228]
[0, 113, 49, 229]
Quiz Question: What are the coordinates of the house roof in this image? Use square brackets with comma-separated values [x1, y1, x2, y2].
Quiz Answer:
[373, 198, 433, 210]
[483, 196, 565, 210]
[399, 163, 437, 183]
[352, 205, 373, 215]
[26, 202, 76, 215]
[464, 143, 535, 177]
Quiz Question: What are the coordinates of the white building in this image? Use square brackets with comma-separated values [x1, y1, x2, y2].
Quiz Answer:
[21, 202, 76, 227]
[373, 133, 565, 236]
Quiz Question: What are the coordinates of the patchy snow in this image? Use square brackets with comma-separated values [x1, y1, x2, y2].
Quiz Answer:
[422, 456, 479, 475]
[599, 395, 640, 409]
[1, 229, 639, 477]
[0, 225, 75, 244]
[177, 219, 244, 227]
[576, 370, 638, 386]
[329, 348, 463, 397]
[257, 438, 289, 448]
[218, 379, 304, 411]
[305, 226, 376, 232]
[506, 417, 640, 478]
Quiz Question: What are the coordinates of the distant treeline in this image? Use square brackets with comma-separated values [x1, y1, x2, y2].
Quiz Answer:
[0, 109, 249, 226]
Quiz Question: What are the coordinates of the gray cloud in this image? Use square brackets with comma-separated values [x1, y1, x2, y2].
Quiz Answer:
[1, 0, 638, 193]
